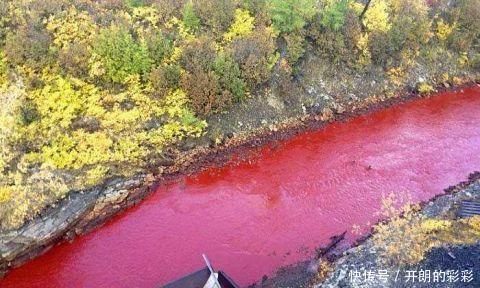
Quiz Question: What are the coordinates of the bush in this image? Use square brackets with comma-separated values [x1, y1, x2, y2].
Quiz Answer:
[361, 0, 432, 67]
[152, 0, 185, 24]
[193, 0, 235, 32]
[388, 0, 431, 59]
[320, 0, 349, 32]
[0, 51, 6, 83]
[180, 51, 246, 117]
[449, 0, 480, 51]
[58, 42, 91, 77]
[417, 82, 435, 94]
[0, 74, 207, 229]
[181, 66, 225, 116]
[143, 30, 174, 66]
[471, 53, 480, 70]
[457, 0, 480, 38]
[182, 1, 201, 32]
[213, 52, 246, 101]
[91, 25, 152, 83]
[367, 30, 394, 66]
[232, 26, 277, 86]
[149, 64, 181, 98]
[307, 3, 361, 66]
[435, 19, 455, 45]
[284, 32, 306, 64]
[180, 36, 217, 71]
[267, 0, 316, 34]
[224, 8, 255, 42]
[275, 59, 298, 99]
[4, 24, 53, 70]
[0, 4, 8, 45]
[362, 0, 391, 33]
[124, 0, 149, 8]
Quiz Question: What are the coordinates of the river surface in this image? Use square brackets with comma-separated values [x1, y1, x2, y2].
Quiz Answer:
[2, 85, 480, 287]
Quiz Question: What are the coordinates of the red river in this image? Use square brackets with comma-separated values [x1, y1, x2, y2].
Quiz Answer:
[2, 85, 480, 287]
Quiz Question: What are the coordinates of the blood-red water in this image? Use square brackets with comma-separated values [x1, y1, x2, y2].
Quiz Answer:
[2, 86, 480, 288]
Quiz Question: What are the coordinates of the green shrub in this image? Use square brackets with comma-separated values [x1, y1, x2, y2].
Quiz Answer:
[182, 1, 201, 32]
[144, 30, 174, 66]
[320, 0, 349, 32]
[213, 52, 246, 101]
[267, 0, 316, 34]
[91, 25, 152, 83]
[284, 32, 306, 64]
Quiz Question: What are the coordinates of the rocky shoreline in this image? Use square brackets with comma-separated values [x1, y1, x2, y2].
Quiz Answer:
[1, 81, 479, 278]
[319, 172, 480, 288]
[253, 172, 480, 287]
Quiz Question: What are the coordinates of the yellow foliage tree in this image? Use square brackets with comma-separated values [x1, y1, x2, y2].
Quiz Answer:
[436, 18, 456, 43]
[224, 9, 255, 42]
[45, 6, 96, 49]
[363, 0, 391, 33]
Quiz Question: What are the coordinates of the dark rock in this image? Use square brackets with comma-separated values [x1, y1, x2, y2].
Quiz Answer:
[180, 139, 197, 151]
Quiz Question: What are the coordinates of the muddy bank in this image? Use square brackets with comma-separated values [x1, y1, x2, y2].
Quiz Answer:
[0, 81, 479, 278]
[251, 172, 480, 288]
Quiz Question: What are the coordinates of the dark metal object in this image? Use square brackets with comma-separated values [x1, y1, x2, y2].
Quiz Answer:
[162, 255, 239, 288]
[163, 268, 238, 288]
[203, 254, 221, 288]
[457, 200, 480, 218]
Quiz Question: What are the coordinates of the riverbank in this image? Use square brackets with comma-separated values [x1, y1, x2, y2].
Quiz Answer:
[254, 172, 480, 287]
[319, 172, 480, 288]
[1, 79, 479, 278]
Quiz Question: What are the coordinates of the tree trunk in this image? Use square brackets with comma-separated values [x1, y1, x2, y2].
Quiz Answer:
[359, 0, 372, 32]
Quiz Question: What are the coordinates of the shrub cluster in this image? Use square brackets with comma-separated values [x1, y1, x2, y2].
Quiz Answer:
[372, 194, 480, 266]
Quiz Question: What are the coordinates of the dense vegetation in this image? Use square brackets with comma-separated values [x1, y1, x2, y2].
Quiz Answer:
[372, 194, 480, 266]
[0, 0, 479, 230]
